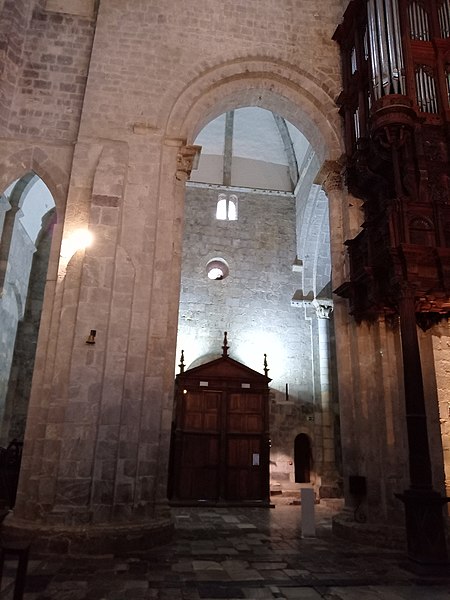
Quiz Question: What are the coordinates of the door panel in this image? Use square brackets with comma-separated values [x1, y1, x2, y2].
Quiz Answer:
[227, 393, 264, 433]
[226, 437, 261, 500]
[177, 434, 219, 500]
[182, 391, 221, 432]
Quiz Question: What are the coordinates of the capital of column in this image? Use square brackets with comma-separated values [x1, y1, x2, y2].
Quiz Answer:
[175, 144, 202, 182]
[312, 299, 333, 319]
[314, 159, 344, 196]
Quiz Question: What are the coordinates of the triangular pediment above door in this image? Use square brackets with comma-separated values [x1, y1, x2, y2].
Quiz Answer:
[176, 355, 271, 387]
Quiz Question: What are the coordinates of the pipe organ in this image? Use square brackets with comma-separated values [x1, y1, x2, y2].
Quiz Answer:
[334, 0, 449, 566]
[333, 0, 450, 322]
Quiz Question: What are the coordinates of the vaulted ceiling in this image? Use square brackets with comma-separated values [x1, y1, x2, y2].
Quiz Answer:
[190, 107, 312, 193]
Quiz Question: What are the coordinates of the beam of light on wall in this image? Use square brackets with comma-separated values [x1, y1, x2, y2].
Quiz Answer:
[58, 228, 93, 280]
[236, 329, 286, 381]
[175, 334, 212, 372]
[60, 228, 93, 260]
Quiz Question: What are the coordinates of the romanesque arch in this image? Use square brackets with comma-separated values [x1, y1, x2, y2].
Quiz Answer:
[164, 57, 343, 164]
[165, 59, 345, 502]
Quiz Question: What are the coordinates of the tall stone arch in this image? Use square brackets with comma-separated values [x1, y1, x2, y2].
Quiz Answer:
[0, 150, 69, 445]
[163, 60, 348, 500]
[164, 57, 342, 160]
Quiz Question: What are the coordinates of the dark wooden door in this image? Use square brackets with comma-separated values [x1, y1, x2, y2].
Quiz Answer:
[226, 436, 262, 500]
[175, 390, 221, 500]
[225, 392, 265, 501]
[177, 434, 220, 500]
[170, 350, 270, 504]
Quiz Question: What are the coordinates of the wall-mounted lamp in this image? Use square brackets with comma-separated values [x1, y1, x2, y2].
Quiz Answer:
[86, 330, 96, 344]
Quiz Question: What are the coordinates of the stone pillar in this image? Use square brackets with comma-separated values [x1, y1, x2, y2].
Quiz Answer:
[317, 161, 347, 289]
[312, 299, 338, 495]
[2, 139, 198, 553]
[316, 162, 350, 498]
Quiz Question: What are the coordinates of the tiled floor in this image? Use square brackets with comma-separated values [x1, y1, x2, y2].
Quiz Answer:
[1, 501, 449, 599]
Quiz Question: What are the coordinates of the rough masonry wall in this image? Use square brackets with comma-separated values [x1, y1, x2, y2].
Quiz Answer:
[178, 185, 331, 495]
[178, 186, 309, 401]
[0, 0, 32, 132]
[78, 0, 343, 142]
[6, 3, 96, 142]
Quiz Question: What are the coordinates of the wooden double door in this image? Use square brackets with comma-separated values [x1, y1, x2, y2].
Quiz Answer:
[169, 353, 270, 505]
[173, 389, 268, 502]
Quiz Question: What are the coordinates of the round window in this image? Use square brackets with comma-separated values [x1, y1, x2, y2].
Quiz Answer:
[206, 257, 229, 280]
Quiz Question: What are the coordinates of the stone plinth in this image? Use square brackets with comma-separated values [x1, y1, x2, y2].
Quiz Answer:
[1, 513, 174, 556]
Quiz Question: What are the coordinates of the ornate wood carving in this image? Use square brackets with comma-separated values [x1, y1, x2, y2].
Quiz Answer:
[333, 0, 450, 326]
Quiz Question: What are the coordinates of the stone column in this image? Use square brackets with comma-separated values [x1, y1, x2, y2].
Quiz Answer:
[316, 162, 352, 498]
[2, 139, 200, 554]
[312, 299, 339, 496]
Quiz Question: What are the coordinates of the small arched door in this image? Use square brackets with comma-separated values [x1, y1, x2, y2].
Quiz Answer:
[294, 433, 312, 483]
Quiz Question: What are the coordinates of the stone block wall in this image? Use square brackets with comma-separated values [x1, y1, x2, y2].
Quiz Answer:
[177, 184, 335, 495]
[0, 0, 33, 132]
[6, 3, 97, 142]
[178, 185, 311, 401]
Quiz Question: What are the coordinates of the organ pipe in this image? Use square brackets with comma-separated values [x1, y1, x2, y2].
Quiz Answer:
[367, 0, 405, 99]
[447, 70, 450, 105]
[391, 0, 405, 92]
[415, 66, 438, 114]
[385, 0, 399, 92]
[368, 0, 382, 98]
[438, 0, 450, 38]
[376, 0, 391, 92]
[408, 2, 430, 40]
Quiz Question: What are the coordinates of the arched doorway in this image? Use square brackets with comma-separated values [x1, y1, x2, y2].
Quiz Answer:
[0, 173, 55, 506]
[294, 433, 312, 483]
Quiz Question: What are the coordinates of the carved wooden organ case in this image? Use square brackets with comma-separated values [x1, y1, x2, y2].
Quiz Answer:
[333, 0, 450, 326]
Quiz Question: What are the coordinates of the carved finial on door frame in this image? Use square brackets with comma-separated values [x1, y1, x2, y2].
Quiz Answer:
[179, 349, 185, 374]
[264, 353, 269, 378]
[222, 331, 229, 357]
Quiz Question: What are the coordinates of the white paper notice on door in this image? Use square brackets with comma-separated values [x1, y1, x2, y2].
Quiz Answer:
[252, 453, 260, 466]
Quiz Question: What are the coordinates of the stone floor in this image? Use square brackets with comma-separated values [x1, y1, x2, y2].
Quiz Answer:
[1, 501, 450, 599]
